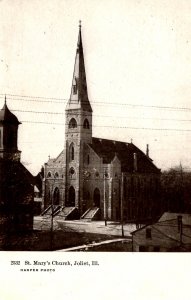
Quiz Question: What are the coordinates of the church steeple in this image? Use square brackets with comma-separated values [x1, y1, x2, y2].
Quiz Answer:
[66, 21, 92, 112]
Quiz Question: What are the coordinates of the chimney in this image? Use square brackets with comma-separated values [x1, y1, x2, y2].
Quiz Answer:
[177, 215, 182, 244]
[146, 144, 149, 157]
[133, 153, 137, 172]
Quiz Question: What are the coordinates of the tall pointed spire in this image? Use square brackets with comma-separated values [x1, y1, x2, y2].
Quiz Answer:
[66, 21, 92, 112]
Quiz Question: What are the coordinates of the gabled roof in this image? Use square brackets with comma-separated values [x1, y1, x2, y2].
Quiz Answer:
[88, 137, 160, 173]
[19, 162, 35, 184]
[47, 150, 65, 165]
[131, 213, 191, 251]
[159, 212, 191, 226]
[0, 159, 34, 185]
[152, 219, 191, 244]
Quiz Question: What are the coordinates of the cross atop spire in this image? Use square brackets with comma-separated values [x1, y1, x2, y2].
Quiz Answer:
[66, 23, 92, 112]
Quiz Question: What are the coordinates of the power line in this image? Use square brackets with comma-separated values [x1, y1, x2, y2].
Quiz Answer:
[0, 93, 65, 101]
[8, 108, 191, 123]
[21, 120, 191, 132]
[1, 93, 191, 131]
[1, 93, 191, 112]
[14, 109, 63, 115]
[0, 95, 65, 104]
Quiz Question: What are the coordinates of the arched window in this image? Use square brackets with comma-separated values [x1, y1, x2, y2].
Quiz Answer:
[83, 118, 89, 129]
[69, 118, 77, 128]
[69, 143, 74, 161]
[47, 172, 52, 178]
[73, 77, 78, 94]
[72, 147, 74, 160]
[69, 167, 75, 178]
[54, 172, 59, 178]
[87, 155, 90, 165]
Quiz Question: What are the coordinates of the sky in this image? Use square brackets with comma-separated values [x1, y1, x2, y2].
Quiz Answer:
[0, 0, 191, 175]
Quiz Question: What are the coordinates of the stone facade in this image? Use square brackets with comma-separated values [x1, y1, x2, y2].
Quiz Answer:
[42, 24, 161, 222]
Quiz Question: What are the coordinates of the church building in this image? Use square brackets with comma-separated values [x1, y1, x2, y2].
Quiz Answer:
[0, 98, 34, 238]
[42, 24, 161, 223]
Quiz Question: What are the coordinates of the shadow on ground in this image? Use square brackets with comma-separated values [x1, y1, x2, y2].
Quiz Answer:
[0, 230, 131, 251]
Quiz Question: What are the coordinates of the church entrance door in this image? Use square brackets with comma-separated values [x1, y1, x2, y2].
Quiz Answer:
[67, 186, 75, 207]
[93, 188, 100, 207]
[53, 187, 60, 205]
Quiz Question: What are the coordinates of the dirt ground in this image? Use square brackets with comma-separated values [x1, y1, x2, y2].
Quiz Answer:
[1, 230, 127, 251]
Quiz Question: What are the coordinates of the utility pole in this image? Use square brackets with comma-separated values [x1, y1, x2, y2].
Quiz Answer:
[50, 195, 53, 250]
[178, 215, 183, 244]
[121, 173, 124, 237]
[50, 179, 54, 251]
[179, 162, 184, 212]
[104, 172, 107, 226]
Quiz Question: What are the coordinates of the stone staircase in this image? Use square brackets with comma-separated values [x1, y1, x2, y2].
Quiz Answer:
[80, 207, 100, 221]
[41, 205, 61, 216]
[56, 207, 79, 220]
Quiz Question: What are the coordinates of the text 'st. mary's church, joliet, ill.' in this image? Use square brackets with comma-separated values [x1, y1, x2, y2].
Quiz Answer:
[42, 23, 161, 222]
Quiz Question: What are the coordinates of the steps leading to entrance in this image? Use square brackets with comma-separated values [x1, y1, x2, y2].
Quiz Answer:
[80, 208, 91, 219]
[53, 206, 62, 216]
[41, 205, 51, 216]
[41, 205, 61, 216]
[56, 207, 79, 220]
[81, 207, 100, 221]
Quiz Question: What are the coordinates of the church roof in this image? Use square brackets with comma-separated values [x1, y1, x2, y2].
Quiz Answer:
[88, 137, 160, 173]
[66, 22, 92, 113]
[0, 99, 21, 125]
[0, 159, 34, 187]
[0, 159, 34, 206]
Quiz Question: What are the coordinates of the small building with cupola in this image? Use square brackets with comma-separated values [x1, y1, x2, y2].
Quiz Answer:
[0, 98, 34, 239]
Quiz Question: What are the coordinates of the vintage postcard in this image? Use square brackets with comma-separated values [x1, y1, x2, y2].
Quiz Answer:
[0, 0, 191, 299]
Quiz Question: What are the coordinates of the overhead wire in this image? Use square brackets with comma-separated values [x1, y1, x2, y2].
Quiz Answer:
[0, 93, 191, 111]
[3, 107, 191, 123]
[20, 120, 191, 132]
[0, 93, 191, 132]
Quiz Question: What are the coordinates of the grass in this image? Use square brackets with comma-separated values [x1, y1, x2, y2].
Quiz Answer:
[0, 230, 119, 251]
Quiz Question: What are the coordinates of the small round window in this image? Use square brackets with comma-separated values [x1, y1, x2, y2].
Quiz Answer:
[69, 168, 75, 178]
[104, 172, 109, 178]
